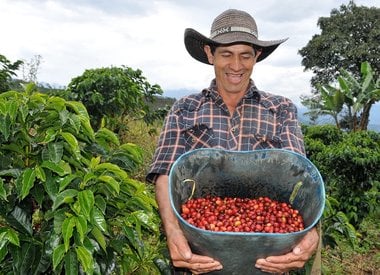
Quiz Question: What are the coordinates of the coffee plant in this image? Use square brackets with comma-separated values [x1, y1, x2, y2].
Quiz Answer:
[303, 124, 379, 249]
[0, 83, 170, 274]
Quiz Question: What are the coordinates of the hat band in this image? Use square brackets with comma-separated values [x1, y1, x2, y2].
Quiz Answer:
[210, 26, 258, 39]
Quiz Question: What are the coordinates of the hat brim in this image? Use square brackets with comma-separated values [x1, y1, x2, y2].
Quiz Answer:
[184, 28, 288, 64]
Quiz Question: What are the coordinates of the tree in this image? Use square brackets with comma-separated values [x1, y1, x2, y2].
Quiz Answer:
[299, 1, 380, 89]
[21, 54, 43, 83]
[67, 66, 163, 131]
[0, 54, 23, 93]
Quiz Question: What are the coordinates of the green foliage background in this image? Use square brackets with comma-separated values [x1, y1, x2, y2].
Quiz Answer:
[0, 84, 170, 274]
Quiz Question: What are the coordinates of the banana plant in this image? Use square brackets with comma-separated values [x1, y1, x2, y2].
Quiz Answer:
[315, 83, 346, 128]
[338, 61, 380, 131]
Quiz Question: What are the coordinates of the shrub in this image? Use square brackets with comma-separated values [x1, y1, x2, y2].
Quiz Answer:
[304, 125, 380, 226]
[0, 84, 169, 274]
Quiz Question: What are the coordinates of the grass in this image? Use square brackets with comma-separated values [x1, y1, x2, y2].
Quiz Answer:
[321, 212, 380, 274]
[120, 120, 163, 182]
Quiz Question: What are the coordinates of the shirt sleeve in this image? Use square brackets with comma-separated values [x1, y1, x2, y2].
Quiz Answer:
[278, 99, 305, 156]
[146, 103, 186, 183]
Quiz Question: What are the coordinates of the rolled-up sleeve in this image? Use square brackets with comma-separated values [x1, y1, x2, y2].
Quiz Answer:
[279, 100, 305, 155]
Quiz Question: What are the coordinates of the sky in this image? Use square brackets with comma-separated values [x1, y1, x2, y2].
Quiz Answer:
[1, 0, 379, 106]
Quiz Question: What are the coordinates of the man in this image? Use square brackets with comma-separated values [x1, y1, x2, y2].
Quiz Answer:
[147, 9, 319, 274]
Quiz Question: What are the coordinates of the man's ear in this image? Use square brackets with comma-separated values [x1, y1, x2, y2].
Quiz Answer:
[204, 45, 214, 64]
[255, 48, 262, 60]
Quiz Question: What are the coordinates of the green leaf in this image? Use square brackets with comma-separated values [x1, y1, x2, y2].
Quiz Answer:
[75, 215, 87, 244]
[0, 90, 18, 99]
[40, 128, 59, 144]
[62, 216, 76, 252]
[59, 174, 79, 192]
[53, 244, 66, 270]
[0, 101, 5, 115]
[95, 128, 120, 146]
[66, 101, 90, 119]
[89, 156, 101, 169]
[0, 169, 21, 179]
[91, 227, 107, 252]
[120, 143, 144, 163]
[123, 226, 143, 255]
[0, 143, 24, 155]
[95, 128, 120, 145]
[6, 227, 20, 246]
[52, 189, 78, 210]
[35, 166, 47, 182]
[94, 195, 106, 214]
[76, 246, 93, 274]
[78, 190, 94, 219]
[61, 132, 80, 157]
[67, 113, 81, 133]
[98, 175, 120, 194]
[40, 160, 66, 176]
[19, 104, 29, 123]
[0, 178, 6, 200]
[47, 96, 66, 111]
[0, 231, 8, 248]
[71, 200, 81, 216]
[82, 172, 97, 188]
[17, 242, 36, 274]
[0, 115, 11, 141]
[0, 245, 7, 262]
[53, 209, 66, 234]
[44, 173, 59, 200]
[5, 100, 18, 122]
[66, 101, 95, 141]
[42, 142, 64, 163]
[91, 207, 107, 233]
[134, 211, 159, 232]
[94, 162, 128, 179]
[64, 249, 78, 275]
[6, 206, 33, 235]
[19, 168, 36, 200]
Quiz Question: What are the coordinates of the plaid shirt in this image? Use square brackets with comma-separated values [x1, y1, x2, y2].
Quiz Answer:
[146, 80, 305, 183]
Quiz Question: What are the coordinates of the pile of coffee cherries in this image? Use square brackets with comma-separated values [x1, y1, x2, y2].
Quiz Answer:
[181, 196, 304, 233]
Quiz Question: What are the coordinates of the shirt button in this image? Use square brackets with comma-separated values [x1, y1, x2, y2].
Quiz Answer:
[191, 138, 196, 143]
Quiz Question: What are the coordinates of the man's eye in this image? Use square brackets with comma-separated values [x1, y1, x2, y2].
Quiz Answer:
[242, 54, 253, 59]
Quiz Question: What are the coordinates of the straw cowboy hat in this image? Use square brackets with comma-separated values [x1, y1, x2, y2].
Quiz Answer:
[184, 9, 288, 64]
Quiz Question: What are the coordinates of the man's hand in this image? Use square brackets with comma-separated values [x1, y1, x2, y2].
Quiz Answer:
[167, 228, 223, 274]
[155, 175, 222, 274]
[255, 227, 319, 273]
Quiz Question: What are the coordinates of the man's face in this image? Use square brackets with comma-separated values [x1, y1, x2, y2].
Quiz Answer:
[204, 44, 261, 95]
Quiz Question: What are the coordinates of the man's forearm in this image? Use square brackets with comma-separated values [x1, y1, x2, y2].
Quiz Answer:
[155, 175, 182, 234]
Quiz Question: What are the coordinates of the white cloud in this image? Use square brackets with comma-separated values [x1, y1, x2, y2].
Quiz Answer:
[0, 0, 378, 105]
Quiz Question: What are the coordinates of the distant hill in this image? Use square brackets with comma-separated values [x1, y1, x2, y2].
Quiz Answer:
[163, 88, 197, 99]
[368, 103, 380, 131]
[298, 103, 380, 132]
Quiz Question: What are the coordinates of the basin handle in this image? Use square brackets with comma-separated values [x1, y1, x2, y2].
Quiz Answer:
[182, 179, 196, 201]
[289, 181, 303, 205]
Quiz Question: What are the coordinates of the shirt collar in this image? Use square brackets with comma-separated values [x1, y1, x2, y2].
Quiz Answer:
[202, 79, 261, 102]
